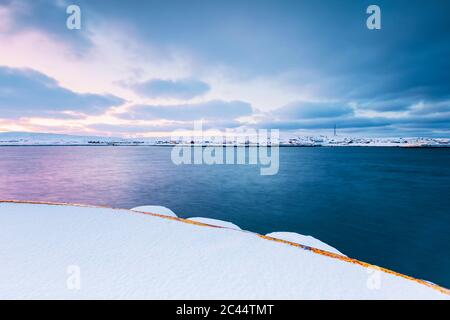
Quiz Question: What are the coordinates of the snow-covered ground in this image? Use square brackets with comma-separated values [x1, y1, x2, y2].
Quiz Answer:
[0, 201, 448, 299]
[284, 136, 450, 147]
[266, 232, 344, 255]
[131, 205, 177, 218]
[0, 132, 132, 146]
[0, 132, 449, 147]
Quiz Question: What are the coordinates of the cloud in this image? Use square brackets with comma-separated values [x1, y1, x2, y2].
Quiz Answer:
[119, 100, 252, 121]
[0, 1, 449, 137]
[0, 0, 92, 52]
[246, 100, 450, 134]
[251, 100, 365, 131]
[409, 101, 450, 116]
[0, 66, 124, 118]
[88, 118, 243, 135]
[257, 116, 391, 131]
[273, 101, 354, 119]
[129, 78, 210, 99]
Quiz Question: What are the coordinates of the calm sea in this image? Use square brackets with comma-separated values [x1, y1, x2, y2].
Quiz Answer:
[1, 146, 449, 288]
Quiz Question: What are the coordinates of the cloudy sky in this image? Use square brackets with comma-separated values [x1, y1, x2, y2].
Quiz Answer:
[0, 0, 449, 137]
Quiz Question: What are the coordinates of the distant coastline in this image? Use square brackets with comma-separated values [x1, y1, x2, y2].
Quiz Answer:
[0, 132, 449, 148]
[1, 144, 450, 148]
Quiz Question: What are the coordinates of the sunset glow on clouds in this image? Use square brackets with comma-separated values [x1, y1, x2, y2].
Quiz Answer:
[0, 0, 449, 137]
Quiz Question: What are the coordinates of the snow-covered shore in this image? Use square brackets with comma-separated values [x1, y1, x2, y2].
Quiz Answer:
[0, 132, 449, 147]
[0, 201, 448, 299]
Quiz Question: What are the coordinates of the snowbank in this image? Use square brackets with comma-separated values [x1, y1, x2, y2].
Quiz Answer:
[0, 201, 448, 299]
[266, 232, 344, 255]
[131, 205, 177, 217]
[188, 217, 242, 230]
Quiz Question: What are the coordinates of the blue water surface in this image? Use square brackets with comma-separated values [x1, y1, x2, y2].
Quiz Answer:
[0, 146, 449, 288]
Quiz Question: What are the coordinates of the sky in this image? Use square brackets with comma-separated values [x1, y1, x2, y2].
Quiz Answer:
[0, 0, 449, 138]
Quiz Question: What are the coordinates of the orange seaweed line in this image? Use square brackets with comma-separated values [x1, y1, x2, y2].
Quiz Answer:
[1, 199, 449, 295]
[258, 234, 450, 295]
